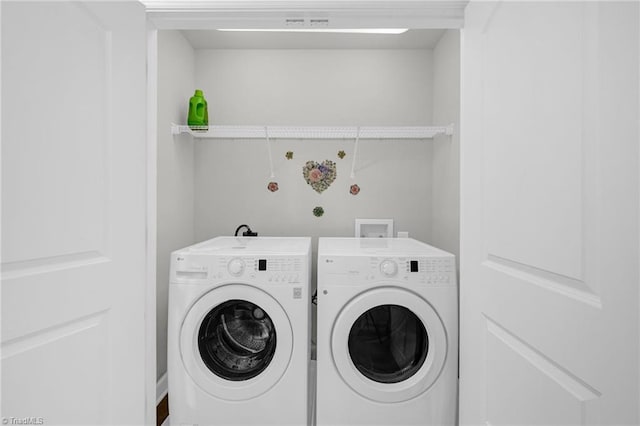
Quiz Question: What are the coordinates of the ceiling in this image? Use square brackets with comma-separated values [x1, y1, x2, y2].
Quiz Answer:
[180, 29, 448, 49]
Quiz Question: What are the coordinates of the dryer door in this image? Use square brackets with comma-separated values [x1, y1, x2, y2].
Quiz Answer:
[180, 284, 293, 401]
[331, 287, 447, 403]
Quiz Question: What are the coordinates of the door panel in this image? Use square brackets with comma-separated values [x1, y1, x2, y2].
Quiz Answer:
[2, 313, 110, 422]
[460, 2, 639, 425]
[1, 1, 148, 424]
[484, 2, 585, 282]
[2, 2, 110, 266]
[485, 318, 600, 426]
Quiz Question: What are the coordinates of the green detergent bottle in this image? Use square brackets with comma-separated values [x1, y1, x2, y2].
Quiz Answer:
[188, 89, 209, 131]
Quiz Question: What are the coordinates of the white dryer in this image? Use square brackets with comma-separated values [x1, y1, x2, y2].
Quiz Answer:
[317, 238, 457, 426]
[168, 237, 311, 426]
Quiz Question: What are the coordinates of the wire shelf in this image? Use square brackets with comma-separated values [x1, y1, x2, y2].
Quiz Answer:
[171, 124, 454, 139]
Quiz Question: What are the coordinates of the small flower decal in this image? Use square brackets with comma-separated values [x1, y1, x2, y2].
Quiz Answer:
[313, 206, 325, 217]
[350, 184, 360, 195]
[267, 182, 279, 192]
[285, 151, 294, 160]
[302, 160, 337, 194]
[337, 150, 346, 159]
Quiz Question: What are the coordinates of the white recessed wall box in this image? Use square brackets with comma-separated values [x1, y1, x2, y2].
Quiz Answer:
[355, 219, 394, 238]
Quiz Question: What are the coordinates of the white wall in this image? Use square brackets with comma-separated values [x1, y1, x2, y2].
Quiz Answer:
[156, 30, 196, 382]
[193, 49, 435, 244]
[431, 30, 461, 262]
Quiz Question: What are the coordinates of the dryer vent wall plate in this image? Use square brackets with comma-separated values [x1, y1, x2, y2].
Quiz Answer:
[355, 219, 394, 238]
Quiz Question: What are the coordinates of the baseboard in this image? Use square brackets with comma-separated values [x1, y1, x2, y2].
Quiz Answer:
[156, 372, 168, 405]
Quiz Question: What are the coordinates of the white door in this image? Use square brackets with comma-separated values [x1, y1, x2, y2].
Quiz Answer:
[460, 2, 639, 425]
[2, 1, 149, 425]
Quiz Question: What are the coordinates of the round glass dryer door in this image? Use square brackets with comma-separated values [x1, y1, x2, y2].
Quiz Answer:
[180, 284, 293, 401]
[332, 287, 447, 403]
[348, 305, 428, 384]
[198, 300, 277, 381]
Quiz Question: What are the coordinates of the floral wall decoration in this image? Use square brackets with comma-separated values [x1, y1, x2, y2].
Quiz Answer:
[264, 148, 361, 217]
[302, 160, 337, 194]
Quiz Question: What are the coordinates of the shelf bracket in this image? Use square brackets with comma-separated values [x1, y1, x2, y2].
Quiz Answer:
[350, 126, 360, 179]
[265, 126, 275, 179]
[445, 123, 454, 136]
[171, 123, 182, 135]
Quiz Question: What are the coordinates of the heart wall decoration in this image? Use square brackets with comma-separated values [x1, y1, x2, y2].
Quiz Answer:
[302, 160, 337, 194]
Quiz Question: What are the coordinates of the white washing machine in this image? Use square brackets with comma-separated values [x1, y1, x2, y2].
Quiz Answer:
[168, 236, 312, 426]
[317, 238, 457, 426]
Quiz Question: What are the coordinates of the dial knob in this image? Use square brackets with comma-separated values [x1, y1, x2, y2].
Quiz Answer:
[227, 258, 245, 276]
[380, 260, 398, 277]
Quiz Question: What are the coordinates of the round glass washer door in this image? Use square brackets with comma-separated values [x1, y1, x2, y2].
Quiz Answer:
[198, 299, 277, 382]
[332, 287, 447, 403]
[180, 284, 293, 401]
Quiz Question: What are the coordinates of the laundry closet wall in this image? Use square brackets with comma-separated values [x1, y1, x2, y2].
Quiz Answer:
[193, 49, 435, 242]
[432, 30, 461, 262]
[156, 30, 197, 385]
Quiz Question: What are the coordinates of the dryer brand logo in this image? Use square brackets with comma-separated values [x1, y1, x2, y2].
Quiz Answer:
[293, 287, 302, 299]
[325, 259, 334, 263]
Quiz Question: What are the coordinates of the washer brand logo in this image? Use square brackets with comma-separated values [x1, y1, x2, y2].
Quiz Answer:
[325, 259, 334, 263]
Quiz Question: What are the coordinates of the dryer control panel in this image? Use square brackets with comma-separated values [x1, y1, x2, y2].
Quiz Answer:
[320, 255, 456, 286]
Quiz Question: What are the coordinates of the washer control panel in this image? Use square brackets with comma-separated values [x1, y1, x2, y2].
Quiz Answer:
[320, 255, 456, 286]
[171, 253, 306, 284]
[172, 254, 306, 284]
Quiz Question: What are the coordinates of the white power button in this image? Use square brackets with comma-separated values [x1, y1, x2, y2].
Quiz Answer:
[380, 260, 398, 277]
[228, 258, 245, 276]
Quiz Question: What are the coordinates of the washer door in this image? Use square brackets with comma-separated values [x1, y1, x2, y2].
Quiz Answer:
[331, 287, 447, 403]
[180, 284, 293, 401]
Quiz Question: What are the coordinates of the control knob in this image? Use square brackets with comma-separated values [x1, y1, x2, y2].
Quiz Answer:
[227, 258, 245, 276]
[380, 260, 398, 277]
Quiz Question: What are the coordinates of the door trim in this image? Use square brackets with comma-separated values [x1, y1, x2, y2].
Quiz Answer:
[146, 24, 158, 426]
[144, 1, 468, 30]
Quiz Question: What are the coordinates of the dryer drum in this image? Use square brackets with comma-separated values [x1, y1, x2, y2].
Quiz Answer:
[347, 304, 429, 384]
[198, 299, 277, 381]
